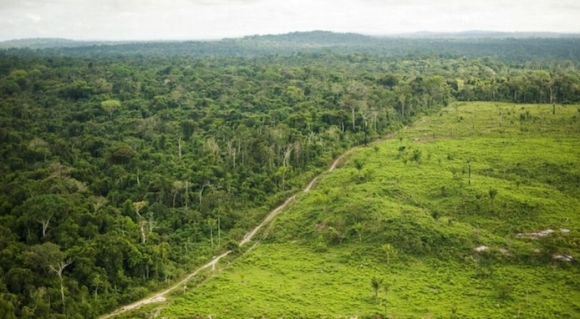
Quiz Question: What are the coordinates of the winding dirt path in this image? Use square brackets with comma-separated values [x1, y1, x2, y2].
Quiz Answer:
[100, 251, 231, 319]
[239, 138, 367, 246]
[100, 130, 401, 318]
[239, 195, 297, 246]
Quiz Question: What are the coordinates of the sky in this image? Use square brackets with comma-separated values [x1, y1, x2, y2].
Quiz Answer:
[0, 0, 579, 41]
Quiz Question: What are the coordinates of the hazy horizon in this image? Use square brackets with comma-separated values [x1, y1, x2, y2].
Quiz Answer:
[4, 29, 580, 43]
[1, 0, 579, 42]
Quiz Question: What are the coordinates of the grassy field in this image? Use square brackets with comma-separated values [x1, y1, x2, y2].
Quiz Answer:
[123, 102, 580, 318]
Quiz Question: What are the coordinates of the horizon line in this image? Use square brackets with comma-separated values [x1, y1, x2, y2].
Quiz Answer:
[2, 29, 580, 43]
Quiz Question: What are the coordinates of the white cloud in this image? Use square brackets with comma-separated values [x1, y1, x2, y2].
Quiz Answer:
[25, 13, 41, 22]
[0, 0, 578, 41]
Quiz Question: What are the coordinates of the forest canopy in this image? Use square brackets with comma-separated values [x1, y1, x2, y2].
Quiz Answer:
[1, 32, 580, 318]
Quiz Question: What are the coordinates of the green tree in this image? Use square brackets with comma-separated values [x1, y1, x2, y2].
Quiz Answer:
[132, 201, 148, 244]
[90, 196, 108, 216]
[106, 142, 137, 165]
[100, 99, 121, 120]
[172, 180, 186, 208]
[28, 137, 50, 162]
[20, 195, 70, 239]
[180, 120, 197, 141]
[354, 159, 364, 177]
[28, 243, 72, 314]
[7, 69, 29, 88]
[207, 218, 217, 248]
[353, 222, 365, 242]
[275, 166, 290, 191]
[382, 243, 397, 264]
[344, 81, 368, 131]
[383, 283, 391, 315]
[0, 294, 17, 319]
[371, 277, 383, 302]
[395, 84, 412, 117]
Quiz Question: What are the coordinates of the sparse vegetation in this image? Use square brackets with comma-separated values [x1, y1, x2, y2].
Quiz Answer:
[149, 102, 580, 319]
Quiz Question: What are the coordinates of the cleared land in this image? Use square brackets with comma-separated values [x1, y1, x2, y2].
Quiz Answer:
[125, 102, 580, 319]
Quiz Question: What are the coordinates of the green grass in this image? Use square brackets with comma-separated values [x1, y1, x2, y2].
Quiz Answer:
[129, 102, 580, 318]
[160, 244, 580, 319]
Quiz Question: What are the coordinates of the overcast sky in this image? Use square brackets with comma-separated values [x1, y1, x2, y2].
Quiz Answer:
[0, 0, 579, 41]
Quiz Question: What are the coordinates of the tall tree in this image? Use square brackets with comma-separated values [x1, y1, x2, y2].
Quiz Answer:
[100, 99, 121, 120]
[20, 195, 70, 239]
[28, 243, 72, 314]
[207, 218, 217, 248]
[132, 201, 148, 244]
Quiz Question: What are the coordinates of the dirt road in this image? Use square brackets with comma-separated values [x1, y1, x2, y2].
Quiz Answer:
[239, 144, 357, 246]
[100, 130, 401, 318]
[100, 251, 231, 319]
[239, 194, 297, 246]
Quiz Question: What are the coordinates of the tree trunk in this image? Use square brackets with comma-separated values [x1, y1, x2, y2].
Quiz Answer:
[139, 221, 146, 244]
[59, 275, 65, 314]
[364, 122, 368, 146]
[351, 107, 356, 131]
[185, 181, 189, 211]
[49, 262, 71, 316]
[242, 145, 247, 165]
[41, 219, 50, 238]
[218, 215, 221, 246]
[148, 213, 154, 233]
[282, 170, 286, 190]
[199, 183, 205, 205]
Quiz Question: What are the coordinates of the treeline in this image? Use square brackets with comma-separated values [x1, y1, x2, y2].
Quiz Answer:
[1, 47, 580, 318]
[453, 70, 580, 103]
[0, 53, 451, 318]
[2, 31, 580, 64]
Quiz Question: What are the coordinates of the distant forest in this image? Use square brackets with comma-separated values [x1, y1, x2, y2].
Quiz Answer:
[2, 31, 580, 63]
[0, 32, 579, 318]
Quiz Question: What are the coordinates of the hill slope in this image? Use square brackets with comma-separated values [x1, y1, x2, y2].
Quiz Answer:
[133, 102, 580, 319]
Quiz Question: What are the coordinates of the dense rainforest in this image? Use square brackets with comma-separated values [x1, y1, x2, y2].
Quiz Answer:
[3, 31, 580, 63]
[1, 32, 580, 318]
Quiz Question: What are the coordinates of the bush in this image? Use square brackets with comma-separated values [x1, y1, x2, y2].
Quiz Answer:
[313, 236, 328, 252]
[225, 240, 241, 254]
